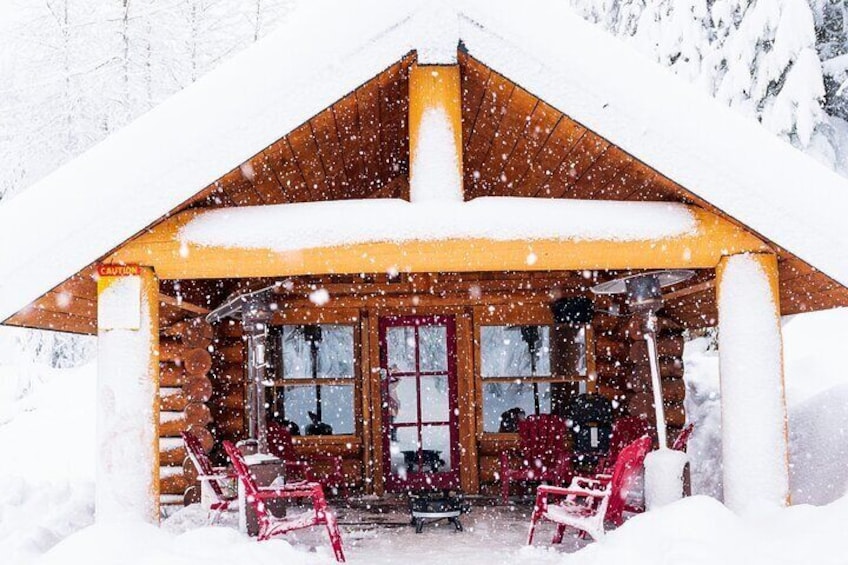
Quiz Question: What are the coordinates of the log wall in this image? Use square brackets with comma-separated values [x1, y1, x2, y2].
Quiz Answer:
[157, 317, 215, 506]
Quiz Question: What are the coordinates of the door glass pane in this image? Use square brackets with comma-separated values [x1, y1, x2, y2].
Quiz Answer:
[421, 424, 451, 471]
[390, 376, 418, 424]
[386, 326, 416, 373]
[419, 325, 447, 372]
[390, 426, 419, 479]
[419, 375, 449, 423]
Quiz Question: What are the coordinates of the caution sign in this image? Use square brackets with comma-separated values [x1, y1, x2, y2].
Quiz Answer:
[97, 264, 141, 278]
[97, 264, 142, 330]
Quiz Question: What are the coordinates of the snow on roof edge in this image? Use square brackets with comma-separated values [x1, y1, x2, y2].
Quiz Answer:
[0, 2, 425, 323]
[456, 2, 848, 287]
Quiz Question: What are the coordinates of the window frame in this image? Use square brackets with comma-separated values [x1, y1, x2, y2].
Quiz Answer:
[473, 303, 595, 437]
[266, 309, 361, 438]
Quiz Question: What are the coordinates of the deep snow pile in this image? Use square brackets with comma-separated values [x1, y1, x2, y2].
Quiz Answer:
[681, 335, 723, 499]
[683, 307, 848, 506]
[0, 349, 96, 564]
[789, 384, 848, 505]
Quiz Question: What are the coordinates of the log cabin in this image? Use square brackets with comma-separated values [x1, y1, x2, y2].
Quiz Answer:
[3, 3, 848, 521]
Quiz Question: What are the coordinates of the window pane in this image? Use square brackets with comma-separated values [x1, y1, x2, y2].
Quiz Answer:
[280, 325, 354, 379]
[480, 326, 551, 377]
[280, 325, 311, 378]
[386, 326, 416, 373]
[419, 325, 447, 372]
[279, 384, 354, 435]
[481, 381, 551, 432]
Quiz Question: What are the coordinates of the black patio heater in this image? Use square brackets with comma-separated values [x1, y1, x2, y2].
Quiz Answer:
[590, 270, 694, 448]
[207, 282, 285, 454]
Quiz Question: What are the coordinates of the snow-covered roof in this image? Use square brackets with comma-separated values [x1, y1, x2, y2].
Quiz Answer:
[3, 0, 848, 324]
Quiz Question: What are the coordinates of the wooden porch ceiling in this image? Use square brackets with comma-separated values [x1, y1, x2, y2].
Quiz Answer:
[5, 52, 848, 335]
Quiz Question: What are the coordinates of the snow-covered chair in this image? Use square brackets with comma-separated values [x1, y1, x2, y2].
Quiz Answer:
[222, 440, 346, 563]
[527, 436, 652, 543]
[500, 414, 573, 503]
[180, 430, 237, 524]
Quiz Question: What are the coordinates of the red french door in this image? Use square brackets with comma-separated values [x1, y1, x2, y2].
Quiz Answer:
[379, 315, 459, 492]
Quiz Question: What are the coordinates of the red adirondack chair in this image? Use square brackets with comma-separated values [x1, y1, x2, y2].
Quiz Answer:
[267, 422, 346, 495]
[181, 430, 238, 524]
[222, 440, 346, 563]
[672, 423, 694, 452]
[527, 436, 652, 543]
[595, 416, 653, 474]
[500, 414, 572, 503]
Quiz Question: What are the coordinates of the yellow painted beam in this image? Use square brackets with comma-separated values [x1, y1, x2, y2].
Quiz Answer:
[108, 205, 769, 280]
[408, 63, 463, 200]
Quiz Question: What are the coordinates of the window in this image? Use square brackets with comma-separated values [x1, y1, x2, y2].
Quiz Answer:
[479, 324, 587, 433]
[268, 324, 356, 436]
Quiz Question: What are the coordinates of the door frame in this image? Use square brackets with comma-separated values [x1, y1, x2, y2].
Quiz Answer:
[378, 314, 460, 492]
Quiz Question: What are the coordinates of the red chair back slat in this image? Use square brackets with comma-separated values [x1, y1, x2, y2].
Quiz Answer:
[518, 414, 568, 468]
[222, 440, 263, 502]
[268, 422, 298, 461]
[671, 423, 694, 452]
[605, 436, 652, 526]
[607, 417, 652, 457]
[182, 430, 227, 501]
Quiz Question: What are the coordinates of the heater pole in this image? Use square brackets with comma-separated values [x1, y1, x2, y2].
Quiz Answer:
[643, 311, 668, 449]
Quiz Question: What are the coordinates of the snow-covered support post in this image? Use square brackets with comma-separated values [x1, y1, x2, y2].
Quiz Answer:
[716, 253, 790, 514]
[408, 59, 463, 202]
[96, 264, 160, 523]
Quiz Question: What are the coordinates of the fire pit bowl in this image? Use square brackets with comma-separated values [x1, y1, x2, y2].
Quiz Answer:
[408, 489, 470, 533]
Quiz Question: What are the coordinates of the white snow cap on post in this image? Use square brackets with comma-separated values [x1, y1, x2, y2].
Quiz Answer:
[644, 449, 688, 510]
[409, 108, 463, 203]
[718, 253, 789, 515]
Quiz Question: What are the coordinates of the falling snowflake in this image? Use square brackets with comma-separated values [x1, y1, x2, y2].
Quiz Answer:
[309, 288, 330, 306]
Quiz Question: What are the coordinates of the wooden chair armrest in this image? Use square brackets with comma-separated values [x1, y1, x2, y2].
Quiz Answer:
[537, 483, 606, 499]
[568, 476, 607, 489]
[197, 473, 233, 481]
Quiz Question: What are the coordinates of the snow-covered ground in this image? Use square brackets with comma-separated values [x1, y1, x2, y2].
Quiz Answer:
[23, 493, 848, 565]
[3, 308, 848, 563]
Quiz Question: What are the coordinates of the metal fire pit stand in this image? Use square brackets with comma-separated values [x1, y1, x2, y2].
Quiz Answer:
[408, 490, 471, 533]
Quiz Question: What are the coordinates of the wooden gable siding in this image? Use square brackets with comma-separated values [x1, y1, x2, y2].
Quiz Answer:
[457, 53, 848, 326]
